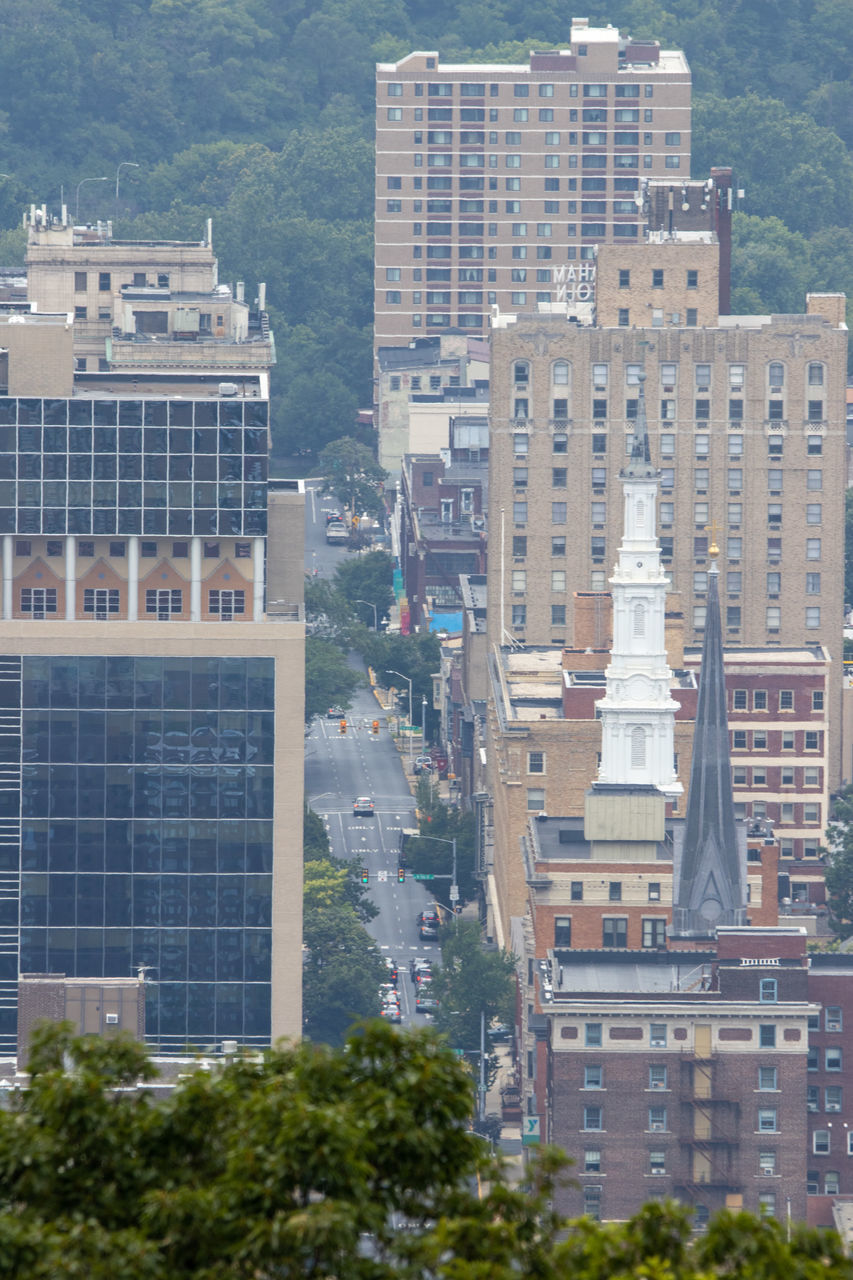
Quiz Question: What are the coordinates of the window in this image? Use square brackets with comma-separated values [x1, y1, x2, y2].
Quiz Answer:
[642, 919, 666, 948]
[20, 588, 57, 619]
[827, 1047, 842, 1071]
[584, 1149, 601, 1173]
[583, 1186, 602, 1221]
[807, 469, 823, 491]
[652, 268, 663, 288]
[648, 1107, 667, 1131]
[806, 573, 821, 595]
[758, 1066, 777, 1090]
[83, 588, 120, 619]
[759, 1151, 777, 1176]
[585, 1022, 602, 1046]
[649, 1065, 667, 1090]
[602, 918, 627, 948]
[511, 569, 526, 592]
[808, 1088, 819, 1112]
[758, 1193, 776, 1219]
[552, 536, 566, 556]
[551, 571, 566, 594]
[552, 502, 567, 524]
[512, 604, 526, 627]
[753, 690, 767, 710]
[526, 788, 545, 811]
[584, 1064, 602, 1089]
[583, 1106, 603, 1130]
[209, 589, 245, 620]
[759, 1025, 776, 1048]
[813, 1130, 830, 1154]
[570, 881, 583, 901]
[766, 606, 781, 631]
[758, 1109, 778, 1132]
[607, 881, 622, 903]
[760, 978, 778, 1003]
[145, 589, 183, 619]
[554, 916, 571, 947]
[806, 607, 821, 629]
[553, 467, 567, 488]
[528, 751, 545, 774]
[826, 1087, 842, 1112]
[826, 1006, 842, 1032]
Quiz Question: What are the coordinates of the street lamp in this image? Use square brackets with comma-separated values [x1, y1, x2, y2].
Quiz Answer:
[387, 668, 413, 769]
[407, 830, 458, 927]
[354, 598, 378, 630]
[75, 176, 109, 225]
[422, 694, 428, 745]
[115, 162, 140, 220]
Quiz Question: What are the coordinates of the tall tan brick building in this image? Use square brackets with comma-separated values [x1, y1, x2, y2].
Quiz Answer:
[375, 18, 692, 353]
[487, 289, 848, 783]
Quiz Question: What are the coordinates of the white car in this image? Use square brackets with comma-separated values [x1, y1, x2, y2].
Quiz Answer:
[353, 796, 375, 816]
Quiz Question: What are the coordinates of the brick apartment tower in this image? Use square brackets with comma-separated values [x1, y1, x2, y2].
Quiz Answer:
[375, 18, 691, 354]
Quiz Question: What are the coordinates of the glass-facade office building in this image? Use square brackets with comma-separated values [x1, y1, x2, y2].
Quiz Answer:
[0, 395, 269, 537]
[0, 653, 277, 1054]
[0, 382, 303, 1056]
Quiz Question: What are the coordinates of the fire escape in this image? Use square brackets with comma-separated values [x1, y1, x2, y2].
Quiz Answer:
[675, 1043, 742, 1206]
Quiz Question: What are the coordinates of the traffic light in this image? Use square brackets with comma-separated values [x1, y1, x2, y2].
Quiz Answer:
[339, 719, 347, 734]
[360, 867, 369, 885]
[397, 867, 405, 883]
[372, 720, 379, 735]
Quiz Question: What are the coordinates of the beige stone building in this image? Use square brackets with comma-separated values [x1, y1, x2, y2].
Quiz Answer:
[487, 293, 848, 784]
[24, 205, 273, 377]
[375, 18, 692, 354]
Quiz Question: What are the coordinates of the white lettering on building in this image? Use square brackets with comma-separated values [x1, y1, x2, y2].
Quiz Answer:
[554, 263, 596, 303]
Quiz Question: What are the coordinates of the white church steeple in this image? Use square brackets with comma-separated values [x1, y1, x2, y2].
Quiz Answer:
[595, 372, 682, 796]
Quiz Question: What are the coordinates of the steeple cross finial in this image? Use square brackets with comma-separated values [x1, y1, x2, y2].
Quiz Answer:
[704, 519, 720, 559]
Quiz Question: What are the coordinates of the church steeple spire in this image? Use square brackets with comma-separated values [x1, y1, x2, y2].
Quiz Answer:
[671, 553, 746, 937]
[595, 371, 682, 797]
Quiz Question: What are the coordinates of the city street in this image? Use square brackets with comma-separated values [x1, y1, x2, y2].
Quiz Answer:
[304, 479, 440, 1024]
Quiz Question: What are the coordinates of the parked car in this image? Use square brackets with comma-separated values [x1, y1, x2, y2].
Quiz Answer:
[353, 796, 375, 816]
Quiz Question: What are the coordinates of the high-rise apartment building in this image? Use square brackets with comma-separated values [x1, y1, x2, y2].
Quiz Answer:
[375, 18, 691, 353]
[0, 213, 304, 1058]
[487, 282, 848, 781]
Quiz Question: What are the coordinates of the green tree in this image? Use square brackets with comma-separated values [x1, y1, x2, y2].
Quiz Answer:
[362, 630, 442, 715]
[825, 783, 853, 938]
[317, 437, 387, 520]
[304, 635, 361, 722]
[406, 776, 479, 905]
[302, 899, 387, 1043]
[429, 919, 515, 1052]
[333, 549, 395, 630]
[2, 1022, 852, 1278]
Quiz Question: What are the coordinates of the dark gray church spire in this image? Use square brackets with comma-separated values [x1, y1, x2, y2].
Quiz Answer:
[671, 536, 746, 938]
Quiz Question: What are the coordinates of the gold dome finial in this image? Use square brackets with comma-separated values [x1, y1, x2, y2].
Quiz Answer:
[704, 519, 720, 560]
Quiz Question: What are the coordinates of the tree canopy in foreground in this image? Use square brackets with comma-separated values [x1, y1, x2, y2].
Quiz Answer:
[2, 1022, 852, 1279]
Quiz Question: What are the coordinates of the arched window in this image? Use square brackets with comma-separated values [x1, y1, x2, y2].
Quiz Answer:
[633, 603, 646, 637]
[631, 726, 647, 768]
[552, 360, 570, 386]
[808, 362, 824, 387]
[768, 362, 784, 387]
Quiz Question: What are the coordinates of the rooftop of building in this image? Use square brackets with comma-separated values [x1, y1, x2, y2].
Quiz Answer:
[526, 807, 675, 866]
[378, 23, 689, 74]
[69, 372, 268, 399]
[459, 573, 487, 625]
[377, 335, 489, 373]
[682, 644, 831, 666]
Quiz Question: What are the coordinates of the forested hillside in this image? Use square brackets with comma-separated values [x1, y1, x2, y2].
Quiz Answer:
[0, 0, 850, 456]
